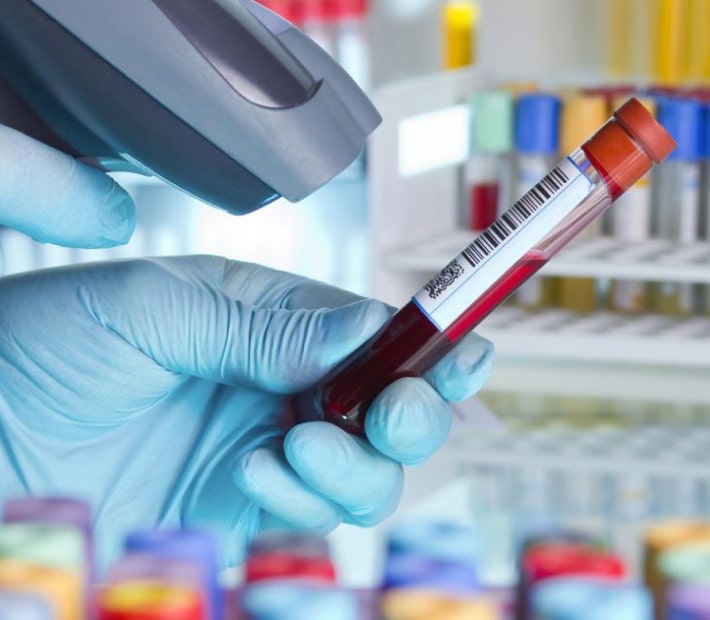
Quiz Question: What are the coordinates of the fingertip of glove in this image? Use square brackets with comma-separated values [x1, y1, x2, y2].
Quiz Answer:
[365, 378, 452, 467]
[93, 183, 136, 247]
[428, 335, 495, 403]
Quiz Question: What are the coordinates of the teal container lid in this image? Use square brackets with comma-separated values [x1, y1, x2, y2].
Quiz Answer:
[470, 90, 514, 153]
[0, 523, 85, 572]
[659, 543, 710, 584]
[531, 577, 651, 620]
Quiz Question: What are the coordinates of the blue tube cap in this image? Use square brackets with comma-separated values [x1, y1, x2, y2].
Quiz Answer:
[241, 581, 359, 620]
[531, 577, 651, 620]
[386, 521, 479, 566]
[382, 553, 479, 596]
[658, 97, 704, 161]
[515, 93, 561, 155]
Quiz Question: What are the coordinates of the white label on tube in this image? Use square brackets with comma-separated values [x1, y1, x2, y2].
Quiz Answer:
[413, 157, 594, 331]
[679, 164, 700, 244]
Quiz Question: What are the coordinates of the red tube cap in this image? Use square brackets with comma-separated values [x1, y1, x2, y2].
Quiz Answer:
[614, 97, 676, 163]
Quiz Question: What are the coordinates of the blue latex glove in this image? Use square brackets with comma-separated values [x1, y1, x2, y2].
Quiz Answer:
[0, 124, 135, 247]
[0, 257, 494, 572]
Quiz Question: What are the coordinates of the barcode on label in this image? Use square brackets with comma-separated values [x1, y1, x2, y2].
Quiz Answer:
[461, 166, 570, 268]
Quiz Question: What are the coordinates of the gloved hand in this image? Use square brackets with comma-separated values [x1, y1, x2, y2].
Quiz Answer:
[0, 257, 494, 571]
[0, 124, 135, 247]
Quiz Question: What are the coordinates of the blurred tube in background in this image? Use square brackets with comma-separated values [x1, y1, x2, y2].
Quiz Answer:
[651, 0, 690, 86]
[511, 92, 561, 310]
[610, 97, 657, 314]
[557, 93, 608, 313]
[465, 90, 514, 234]
[651, 97, 703, 316]
[442, 0, 479, 70]
[685, 0, 710, 84]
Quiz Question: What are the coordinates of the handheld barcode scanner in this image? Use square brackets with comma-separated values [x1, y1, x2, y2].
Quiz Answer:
[0, 0, 381, 214]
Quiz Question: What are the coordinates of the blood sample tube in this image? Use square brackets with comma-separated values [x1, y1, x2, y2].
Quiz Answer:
[465, 90, 514, 233]
[651, 97, 703, 316]
[295, 98, 675, 435]
[511, 92, 562, 309]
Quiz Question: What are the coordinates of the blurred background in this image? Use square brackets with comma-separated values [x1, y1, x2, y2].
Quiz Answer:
[5, 0, 710, 606]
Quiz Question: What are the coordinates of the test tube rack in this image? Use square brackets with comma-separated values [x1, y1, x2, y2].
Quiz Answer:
[368, 69, 710, 380]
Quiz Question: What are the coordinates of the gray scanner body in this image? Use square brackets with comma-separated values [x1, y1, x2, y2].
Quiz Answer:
[0, 0, 381, 214]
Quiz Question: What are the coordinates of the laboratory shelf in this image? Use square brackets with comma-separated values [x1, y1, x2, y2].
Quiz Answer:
[476, 306, 710, 368]
[385, 232, 710, 284]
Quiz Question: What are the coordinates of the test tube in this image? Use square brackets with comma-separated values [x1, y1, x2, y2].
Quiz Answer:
[465, 90, 514, 233]
[658, 542, 710, 620]
[651, 97, 704, 316]
[441, 1, 478, 70]
[651, 0, 690, 86]
[511, 93, 562, 309]
[295, 97, 675, 435]
[556, 94, 608, 313]
[3, 497, 94, 611]
[333, 0, 370, 93]
[124, 529, 221, 620]
[300, 0, 336, 58]
[530, 578, 652, 620]
[684, 0, 710, 85]
[518, 542, 624, 620]
[642, 521, 710, 620]
[610, 97, 657, 313]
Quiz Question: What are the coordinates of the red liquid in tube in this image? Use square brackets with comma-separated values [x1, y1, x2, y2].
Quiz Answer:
[295, 98, 676, 435]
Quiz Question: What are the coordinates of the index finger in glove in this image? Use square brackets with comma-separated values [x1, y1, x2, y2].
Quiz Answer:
[0, 125, 135, 247]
